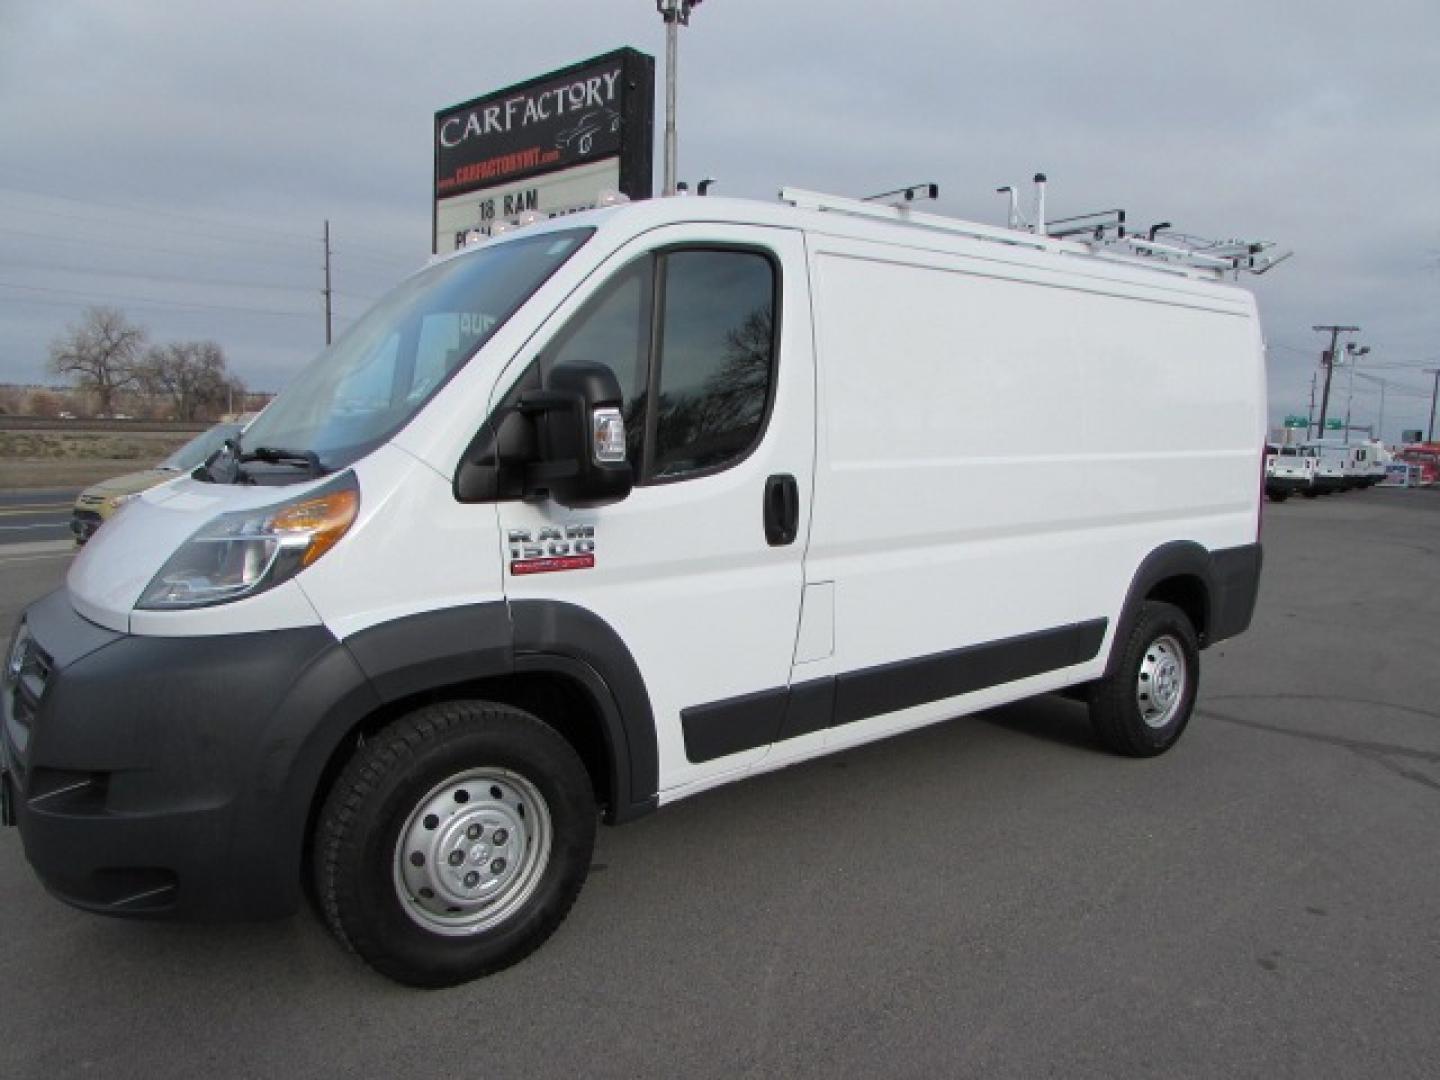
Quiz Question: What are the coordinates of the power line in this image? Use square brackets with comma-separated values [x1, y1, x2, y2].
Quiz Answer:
[0, 183, 319, 245]
[0, 279, 324, 320]
[0, 224, 402, 283]
[1, 255, 317, 296]
[0, 191, 417, 266]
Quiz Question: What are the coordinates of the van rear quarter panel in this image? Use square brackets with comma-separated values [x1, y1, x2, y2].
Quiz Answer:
[805, 233, 1263, 700]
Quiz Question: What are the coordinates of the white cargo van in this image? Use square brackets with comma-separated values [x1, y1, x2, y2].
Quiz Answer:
[2, 190, 1266, 986]
[1266, 445, 1317, 501]
[1303, 439, 1362, 493]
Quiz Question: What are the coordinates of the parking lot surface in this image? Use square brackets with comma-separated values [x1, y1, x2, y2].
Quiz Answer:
[2, 490, 1437, 1079]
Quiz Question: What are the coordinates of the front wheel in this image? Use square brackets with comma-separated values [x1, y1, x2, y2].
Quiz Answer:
[313, 701, 596, 987]
[1088, 601, 1199, 757]
[1267, 489, 1290, 503]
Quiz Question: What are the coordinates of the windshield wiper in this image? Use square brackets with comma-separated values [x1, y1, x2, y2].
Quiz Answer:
[240, 446, 328, 478]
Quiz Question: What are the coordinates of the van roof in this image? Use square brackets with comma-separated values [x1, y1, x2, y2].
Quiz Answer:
[445, 193, 1260, 297]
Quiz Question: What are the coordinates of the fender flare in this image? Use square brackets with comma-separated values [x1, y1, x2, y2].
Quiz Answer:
[325, 600, 658, 821]
[1103, 541, 1217, 678]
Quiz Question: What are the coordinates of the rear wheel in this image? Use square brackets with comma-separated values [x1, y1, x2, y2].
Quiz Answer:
[1089, 601, 1199, 757]
[1267, 489, 1290, 503]
[313, 701, 596, 987]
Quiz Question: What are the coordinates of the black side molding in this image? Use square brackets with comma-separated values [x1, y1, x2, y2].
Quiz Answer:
[682, 618, 1107, 764]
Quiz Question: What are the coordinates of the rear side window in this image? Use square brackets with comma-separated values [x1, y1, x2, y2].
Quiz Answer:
[539, 246, 778, 484]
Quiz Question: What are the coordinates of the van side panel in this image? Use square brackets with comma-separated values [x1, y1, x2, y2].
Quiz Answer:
[802, 235, 1262, 736]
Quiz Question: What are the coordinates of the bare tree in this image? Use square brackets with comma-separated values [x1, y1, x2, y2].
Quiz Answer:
[47, 307, 146, 416]
[138, 340, 238, 421]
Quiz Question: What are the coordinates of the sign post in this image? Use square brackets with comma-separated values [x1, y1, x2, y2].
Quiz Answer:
[433, 49, 655, 254]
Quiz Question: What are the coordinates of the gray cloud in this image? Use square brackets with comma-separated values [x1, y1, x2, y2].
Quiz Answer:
[1, 0, 1435, 434]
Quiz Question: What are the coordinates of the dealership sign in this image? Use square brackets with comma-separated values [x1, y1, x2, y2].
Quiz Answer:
[433, 49, 654, 252]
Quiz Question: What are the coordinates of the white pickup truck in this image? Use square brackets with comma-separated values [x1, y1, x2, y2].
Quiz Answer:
[1266, 446, 1318, 501]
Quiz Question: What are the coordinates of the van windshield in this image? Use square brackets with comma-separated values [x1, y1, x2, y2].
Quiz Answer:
[237, 228, 592, 475]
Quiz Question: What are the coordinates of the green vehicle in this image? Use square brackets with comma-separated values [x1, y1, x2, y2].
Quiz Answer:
[70, 422, 243, 545]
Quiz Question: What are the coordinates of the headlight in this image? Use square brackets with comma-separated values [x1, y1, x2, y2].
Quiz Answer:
[137, 473, 359, 610]
[106, 492, 139, 510]
[4, 621, 29, 686]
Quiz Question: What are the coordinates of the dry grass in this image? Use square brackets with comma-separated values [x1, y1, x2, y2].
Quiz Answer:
[0, 430, 191, 490]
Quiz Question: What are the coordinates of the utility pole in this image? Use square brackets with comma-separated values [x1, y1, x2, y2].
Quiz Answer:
[324, 223, 334, 348]
[656, 0, 703, 196]
[1426, 368, 1440, 442]
[1312, 324, 1359, 438]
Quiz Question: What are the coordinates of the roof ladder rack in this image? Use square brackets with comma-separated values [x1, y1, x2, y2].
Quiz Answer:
[779, 187, 1063, 254]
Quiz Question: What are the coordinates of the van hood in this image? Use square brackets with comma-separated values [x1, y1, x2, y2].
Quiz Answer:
[81, 467, 181, 500]
[66, 477, 324, 633]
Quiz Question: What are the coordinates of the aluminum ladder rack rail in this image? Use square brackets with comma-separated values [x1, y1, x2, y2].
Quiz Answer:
[779, 187, 1290, 280]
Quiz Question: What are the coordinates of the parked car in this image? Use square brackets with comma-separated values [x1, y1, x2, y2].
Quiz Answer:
[70, 421, 243, 544]
[6, 191, 1266, 986]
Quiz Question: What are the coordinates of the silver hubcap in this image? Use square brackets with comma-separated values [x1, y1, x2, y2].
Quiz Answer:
[1137, 634, 1186, 729]
[393, 768, 552, 936]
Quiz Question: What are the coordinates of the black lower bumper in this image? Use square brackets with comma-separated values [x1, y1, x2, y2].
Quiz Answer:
[1266, 477, 1311, 496]
[1208, 543, 1263, 645]
[2, 590, 380, 921]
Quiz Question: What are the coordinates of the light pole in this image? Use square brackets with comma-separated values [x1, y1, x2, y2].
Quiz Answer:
[1425, 368, 1440, 442]
[656, 0, 703, 196]
[1312, 324, 1359, 438]
[1341, 342, 1369, 443]
[1351, 370, 1388, 443]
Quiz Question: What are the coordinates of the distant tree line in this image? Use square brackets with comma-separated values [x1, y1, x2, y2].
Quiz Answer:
[29, 306, 252, 421]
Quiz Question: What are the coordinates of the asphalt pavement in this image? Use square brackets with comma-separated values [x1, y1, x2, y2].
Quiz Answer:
[1, 489, 1437, 1079]
[0, 489, 77, 547]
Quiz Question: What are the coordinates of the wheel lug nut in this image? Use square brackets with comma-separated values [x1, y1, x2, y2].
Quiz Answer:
[463, 871, 480, 888]
[466, 824, 482, 840]
[448, 850, 465, 867]
[491, 858, 506, 874]
[492, 828, 509, 845]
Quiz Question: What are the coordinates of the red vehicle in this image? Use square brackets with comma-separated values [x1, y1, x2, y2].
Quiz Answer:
[1395, 443, 1440, 486]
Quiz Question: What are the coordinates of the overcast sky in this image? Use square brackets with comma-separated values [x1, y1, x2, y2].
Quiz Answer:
[1, 0, 1436, 439]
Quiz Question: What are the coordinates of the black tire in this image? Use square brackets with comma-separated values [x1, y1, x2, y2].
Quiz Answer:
[1302, 490, 1318, 498]
[313, 701, 596, 987]
[1088, 601, 1199, 758]
[1267, 489, 1290, 503]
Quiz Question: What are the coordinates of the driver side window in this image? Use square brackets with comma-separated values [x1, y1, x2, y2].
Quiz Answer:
[540, 246, 778, 484]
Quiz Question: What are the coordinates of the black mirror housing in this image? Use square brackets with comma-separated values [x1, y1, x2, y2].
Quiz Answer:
[521, 361, 634, 508]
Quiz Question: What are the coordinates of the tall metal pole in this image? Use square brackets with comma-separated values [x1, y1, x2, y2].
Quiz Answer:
[1344, 354, 1355, 444]
[1426, 368, 1440, 442]
[657, 0, 701, 197]
[322, 219, 333, 346]
[664, 14, 678, 195]
[1313, 324, 1358, 437]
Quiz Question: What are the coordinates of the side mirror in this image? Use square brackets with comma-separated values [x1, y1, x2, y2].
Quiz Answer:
[519, 361, 633, 508]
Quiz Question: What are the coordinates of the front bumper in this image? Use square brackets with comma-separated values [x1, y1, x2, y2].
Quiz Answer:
[2, 590, 380, 921]
[1266, 477, 1312, 496]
